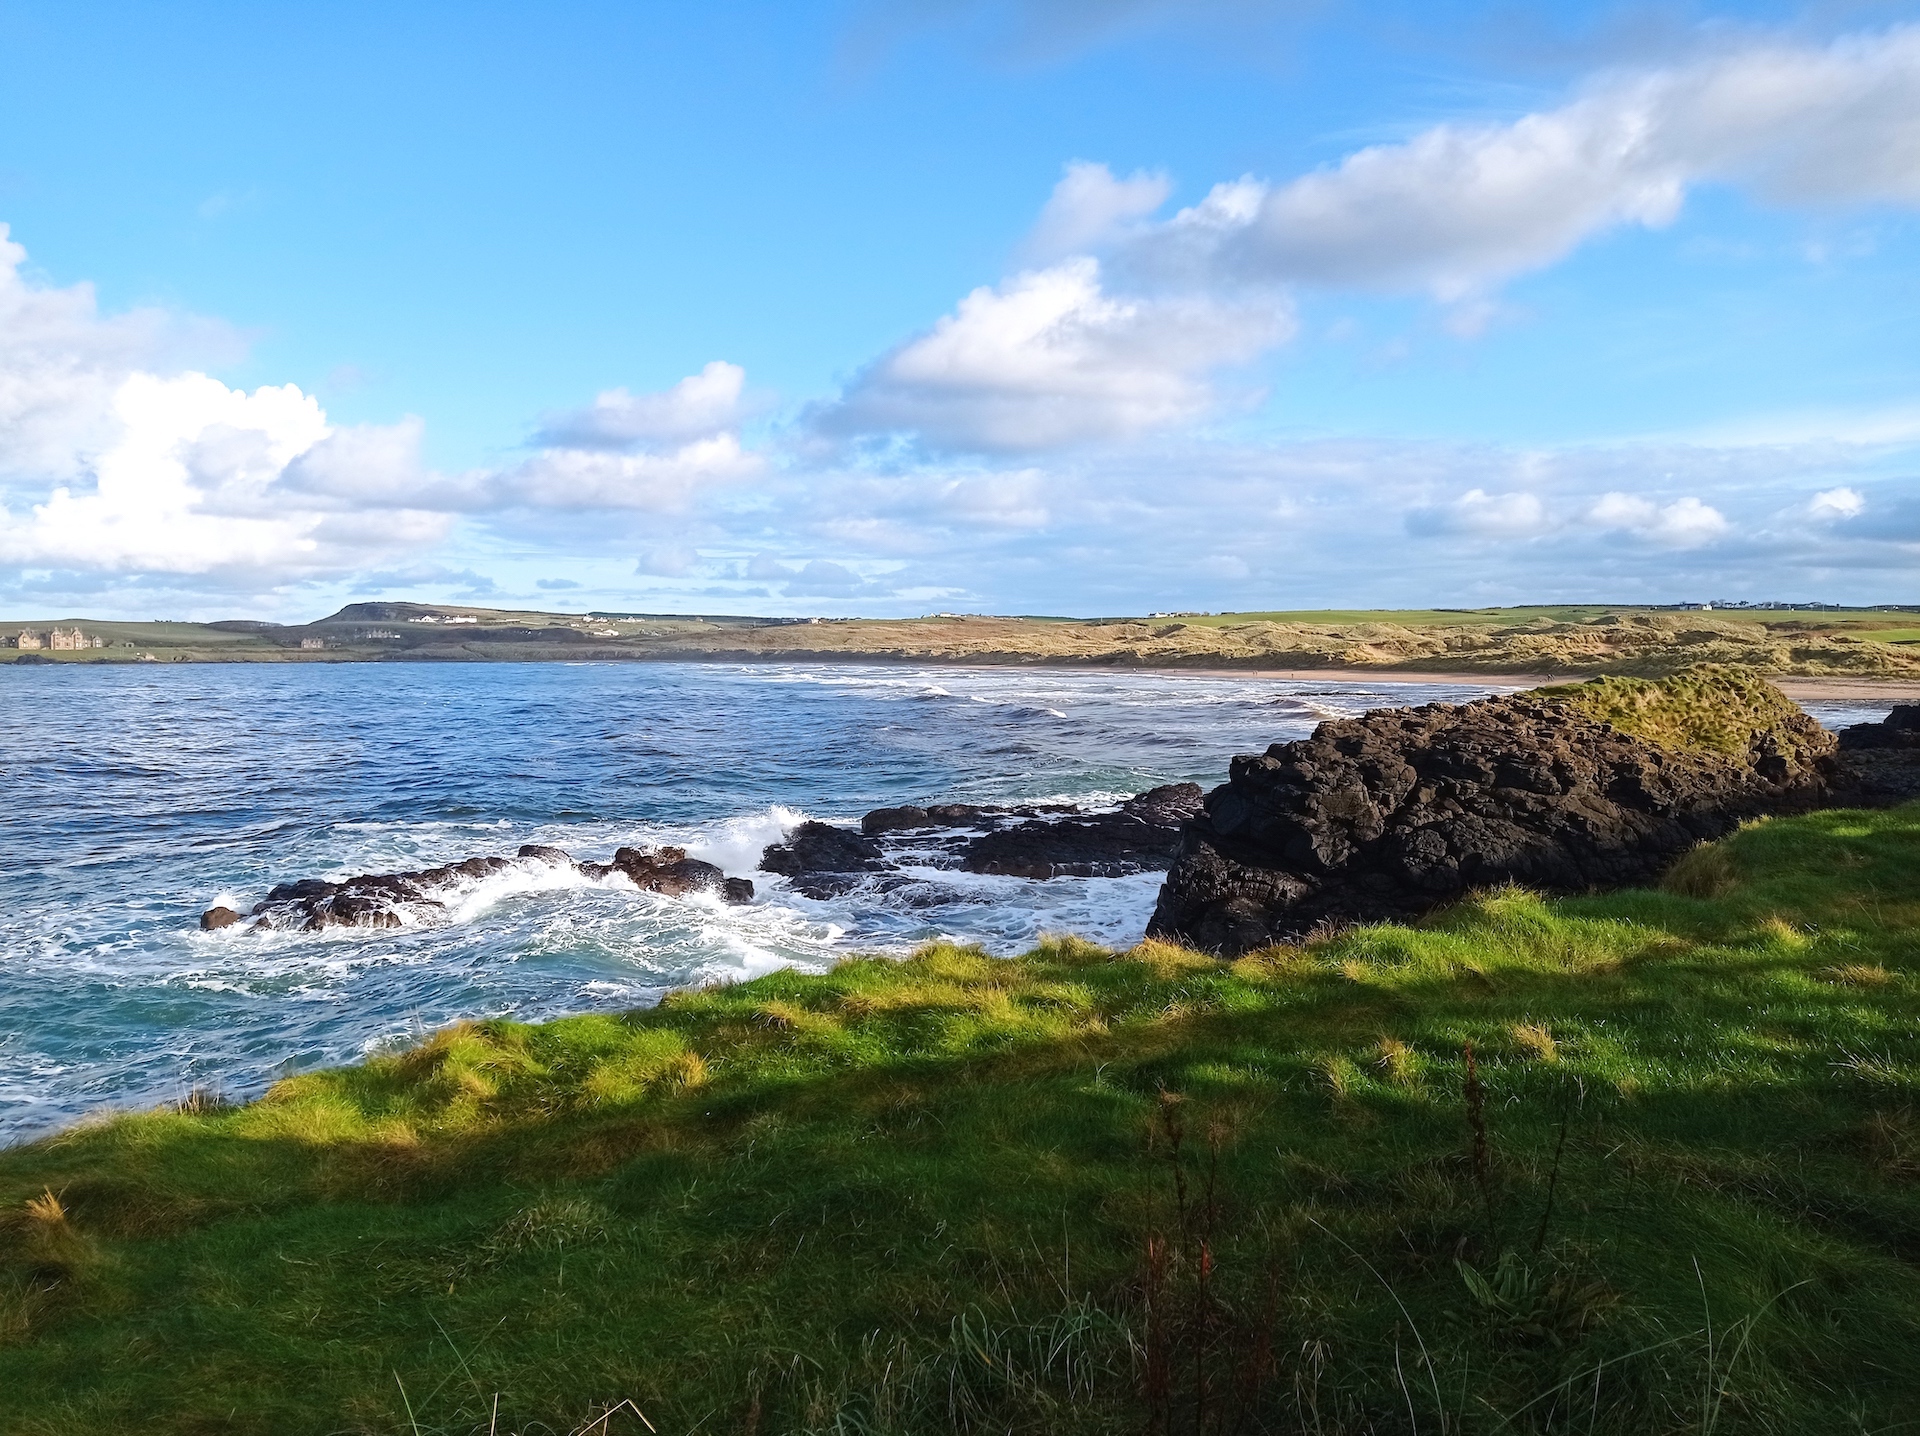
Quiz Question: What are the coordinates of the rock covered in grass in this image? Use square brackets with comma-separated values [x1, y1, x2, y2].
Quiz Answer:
[1149, 667, 1836, 955]
[204, 841, 753, 934]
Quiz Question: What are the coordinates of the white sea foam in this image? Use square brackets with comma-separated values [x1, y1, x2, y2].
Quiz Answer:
[683, 804, 807, 877]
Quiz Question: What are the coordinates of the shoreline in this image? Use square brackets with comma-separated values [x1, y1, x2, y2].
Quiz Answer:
[1163, 665, 1920, 703]
[16, 648, 1920, 703]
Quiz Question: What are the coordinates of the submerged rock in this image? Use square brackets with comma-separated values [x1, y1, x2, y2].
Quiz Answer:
[216, 839, 753, 935]
[1148, 669, 1836, 955]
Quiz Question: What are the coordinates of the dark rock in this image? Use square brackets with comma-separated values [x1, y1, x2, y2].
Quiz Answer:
[231, 838, 755, 933]
[961, 783, 1204, 879]
[760, 822, 887, 876]
[1829, 708, 1920, 804]
[862, 805, 931, 835]
[613, 845, 748, 902]
[859, 800, 1083, 836]
[1121, 783, 1206, 825]
[199, 906, 243, 931]
[1149, 690, 1835, 956]
[1838, 706, 1920, 751]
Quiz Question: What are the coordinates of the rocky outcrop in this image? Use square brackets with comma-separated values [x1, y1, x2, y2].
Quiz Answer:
[960, 785, 1203, 878]
[205, 841, 753, 934]
[1831, 706, 1920, 805]
[759, 784, 1204, 894]
[1839, 705, 1920, 751]
[1148, 679, 1836, 955]
[760, 822, 888, 877]
[861, 801, 1077, 836]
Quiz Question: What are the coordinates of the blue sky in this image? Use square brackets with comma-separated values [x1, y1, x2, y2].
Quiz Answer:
[2, 0, 1919, 618]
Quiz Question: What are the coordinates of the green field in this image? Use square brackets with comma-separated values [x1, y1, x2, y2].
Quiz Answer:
[6, 805, 1920, 1433]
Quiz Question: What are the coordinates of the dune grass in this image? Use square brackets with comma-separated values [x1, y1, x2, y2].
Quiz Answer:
[6, 806, 1920, 1433]
[1542, 666, 1819, 756]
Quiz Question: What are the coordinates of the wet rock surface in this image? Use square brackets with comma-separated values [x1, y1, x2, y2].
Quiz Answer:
[960, 785, 1204, 879]
[1147, 691, 1837, 956]
[759, 783, 1205, 895]
[207, 842, 754, 934]
[1832, 706, 1920, 804]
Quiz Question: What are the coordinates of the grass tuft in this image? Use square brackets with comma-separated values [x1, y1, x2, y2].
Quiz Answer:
[1542, 663, 1815, 756]
[1663, 840, 1742, 898]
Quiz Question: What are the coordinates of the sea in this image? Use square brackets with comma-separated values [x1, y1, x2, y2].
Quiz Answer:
[0, 660, 1891, 1143]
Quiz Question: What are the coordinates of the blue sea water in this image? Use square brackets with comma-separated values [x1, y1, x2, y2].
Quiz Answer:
[0, 661, 1890, 1142]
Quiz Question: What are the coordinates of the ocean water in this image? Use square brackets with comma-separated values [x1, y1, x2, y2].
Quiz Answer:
[0, 661, 1890, 1142]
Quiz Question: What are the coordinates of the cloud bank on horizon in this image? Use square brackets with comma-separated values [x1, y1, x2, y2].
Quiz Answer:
[3, 9, 1920, 618]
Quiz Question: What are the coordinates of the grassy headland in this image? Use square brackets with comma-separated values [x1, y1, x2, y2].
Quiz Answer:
[6, 804, 1920, 1432]
[12, 601, 1920, 679]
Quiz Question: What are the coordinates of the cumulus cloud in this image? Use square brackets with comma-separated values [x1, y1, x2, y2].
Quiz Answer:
[1406, 488, 1551, 539]
[0, 222, 770, 590]
[635, 544, 700, 578]
[502, 433, 759, 511]
[0, 369, 446, 579]
[814, 258, 1290, 452]
[1810, 485, 1867, 520]
[1122, 25, 1920, 299]
[533, 361, 750, 449]
[504, 361, 763, 510]
[1022, 161, 1171, 263]
[1585, 491, 1728, 547]
[0, 224, 240, 483]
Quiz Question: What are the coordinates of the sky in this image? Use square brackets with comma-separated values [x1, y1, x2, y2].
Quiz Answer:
[2, 0, 1920, 620]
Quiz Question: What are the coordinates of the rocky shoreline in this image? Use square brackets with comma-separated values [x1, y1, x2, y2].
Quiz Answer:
[200, 843, 754, 934]
[203, 676, 1920, 956]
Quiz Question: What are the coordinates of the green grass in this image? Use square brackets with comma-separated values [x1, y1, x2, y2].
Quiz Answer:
[1543, 665, 1817, 756]
[7, 807, 1920, 1433]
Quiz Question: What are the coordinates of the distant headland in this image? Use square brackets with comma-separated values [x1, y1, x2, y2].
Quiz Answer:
[11, 600, 1920, 693]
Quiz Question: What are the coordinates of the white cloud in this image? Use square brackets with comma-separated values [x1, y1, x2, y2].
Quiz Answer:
[1022, 160, 1171, 263]
[1586, 491, 1728, 547]
[785, 558, 867, 596]
[635, 544, 700, 577]
[503, 432, 760, 511]
[534, 361, 749, 449]
[1810, 485, 1867, 520]
[1124, 25, 1920, 299]
[0, 224, 238, 484]
[815, 258, 1290, 452]
[0, 370, 446, 578]
[0, 224, 770, 587]
[1407, 487, 1551, 539]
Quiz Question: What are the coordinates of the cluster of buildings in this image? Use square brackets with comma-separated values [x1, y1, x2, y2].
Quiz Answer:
[8, 627, 106, 650]
[1667, 601, 1920, 613]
